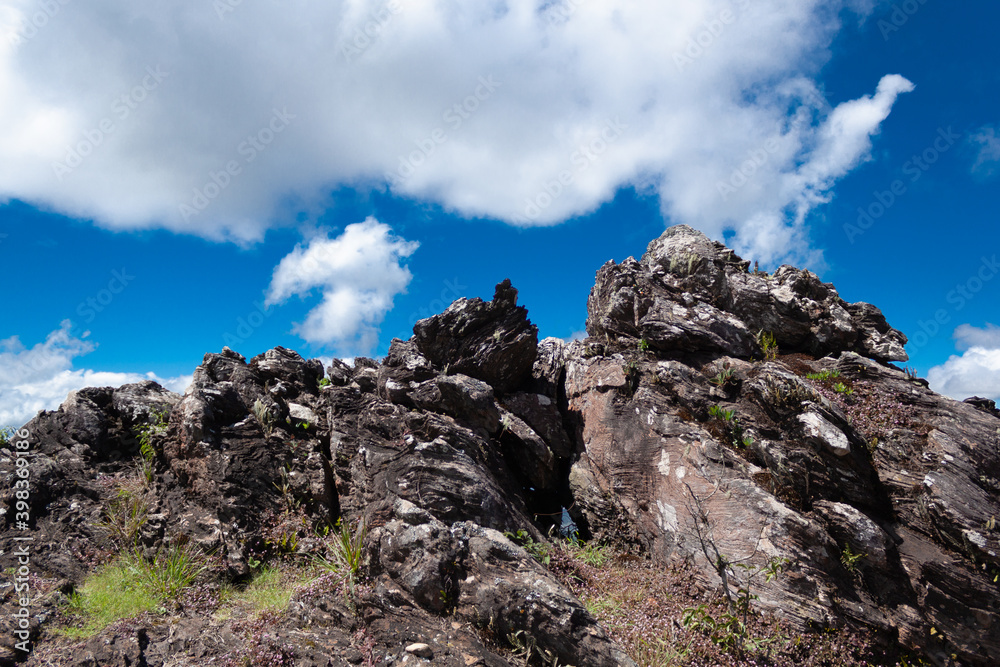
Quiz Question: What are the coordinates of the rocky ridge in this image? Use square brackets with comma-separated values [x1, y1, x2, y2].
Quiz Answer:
[1, 225, 998, 666]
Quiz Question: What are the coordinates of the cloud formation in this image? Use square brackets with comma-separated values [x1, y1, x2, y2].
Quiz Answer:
[265, 218, 418, 353]
[971, 126, 1000, 177]
[0, 0, 905, 262]
[927, 324, 1000, 402]
[0, 322, 191, 427]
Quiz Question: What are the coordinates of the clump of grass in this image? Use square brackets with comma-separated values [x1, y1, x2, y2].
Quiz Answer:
[805, 370, 840, 382]
[60, 544, 205, 638]
[252, 398, 275, 436]
[217, 566, 314, 620]
[97, 474, 151, 549]
[561, 536, 610, 568]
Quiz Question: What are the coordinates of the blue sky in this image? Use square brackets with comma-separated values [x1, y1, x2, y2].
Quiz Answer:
[1, 0, 998, 426]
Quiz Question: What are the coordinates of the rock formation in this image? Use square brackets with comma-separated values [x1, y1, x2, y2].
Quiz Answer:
[2, 225, 998, 666]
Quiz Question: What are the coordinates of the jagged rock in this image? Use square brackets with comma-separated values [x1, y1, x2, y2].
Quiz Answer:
[325, 358, 354, 386]
[5, 225, 1000, 666]
[964, 396, 1000, 418]
[588, 225, 909, 362]
[414, 279, 538, 393]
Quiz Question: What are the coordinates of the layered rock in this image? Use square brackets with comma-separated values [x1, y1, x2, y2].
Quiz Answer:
[2, 226, 998, 666]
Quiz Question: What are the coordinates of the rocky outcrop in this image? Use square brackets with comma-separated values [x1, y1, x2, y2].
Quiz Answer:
[588, 225, 908, 362]
[2, 225, 998, 666]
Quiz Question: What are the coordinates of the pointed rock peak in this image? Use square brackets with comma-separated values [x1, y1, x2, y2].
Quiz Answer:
[413, 279, 538, 394]
[492, 278, 519, 308]
[642, 224, 749, 277]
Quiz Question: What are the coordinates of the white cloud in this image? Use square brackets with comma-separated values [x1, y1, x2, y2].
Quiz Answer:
[971, 126, 1000, 177]
[265, 217, 418, 352]
[0, 3, 917, 418]
[927, 324, 1000, 402]
[0, 0, 905, 262]
[0, 322, 192, 427]
[953, 323, 1000, 351]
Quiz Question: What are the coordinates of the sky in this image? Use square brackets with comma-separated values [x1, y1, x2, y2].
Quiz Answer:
[1, 0, 998, 426]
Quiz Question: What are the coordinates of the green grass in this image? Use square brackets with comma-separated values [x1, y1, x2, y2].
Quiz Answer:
[216, 565, 317, 620]
[59, 545, 205, 638]
[805, 370, 840, 382]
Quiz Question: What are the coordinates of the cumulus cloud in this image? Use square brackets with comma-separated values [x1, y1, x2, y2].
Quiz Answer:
[0, 322, 192, 427]
[0, 0, 907, 261]
[953, 323, 1000, 351]
[927, 324, 1000, 402]
[265, 217, 418, 352]
[971, 126, 1000, 177]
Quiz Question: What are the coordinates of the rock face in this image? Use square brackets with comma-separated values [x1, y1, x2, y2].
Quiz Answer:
[2, 225, 999, 666]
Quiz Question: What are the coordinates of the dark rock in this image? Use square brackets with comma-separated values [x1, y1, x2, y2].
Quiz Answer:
[413, 279, 538, 394]
[588, 225, 909, 362]
[7, 225, 1000, 666]
[964, 396, 1000, 418]
[326, 358, 354, 386]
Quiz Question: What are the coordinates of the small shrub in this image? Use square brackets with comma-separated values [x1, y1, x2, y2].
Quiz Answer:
[756, 330, 779, 361]
[708, 405, 735, 423]
[840, 544, 866, 575]
[832, 382, 854, 396]
[638, 338, 650, 353]
[504, 529, 553, 566]
[134, 409, 169, 483]
[805, 370, 840, 382]
[710, 367, 737, 388]
[0, 425, 17, 447]
[252, 398, 275, 436]
[318, 377, 332, 388]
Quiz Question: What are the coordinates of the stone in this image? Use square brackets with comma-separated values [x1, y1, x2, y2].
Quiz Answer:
[414, 279, 538, 394]
[405, 642, 433, 659]
[4, 226, 1000, 666]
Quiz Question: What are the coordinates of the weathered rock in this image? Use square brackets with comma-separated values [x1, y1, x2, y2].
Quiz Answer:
[414, 279, 538, 393]
[588, 225, 909, 362]
[5, 225, 1000, 666]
